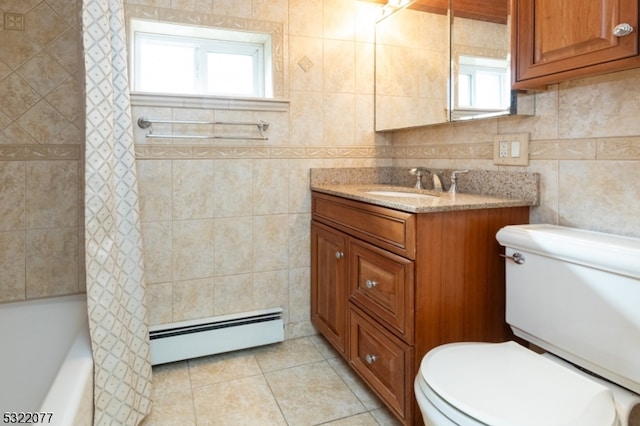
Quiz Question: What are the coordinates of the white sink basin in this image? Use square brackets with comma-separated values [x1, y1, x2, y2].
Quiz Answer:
[364, 190, 437, 199]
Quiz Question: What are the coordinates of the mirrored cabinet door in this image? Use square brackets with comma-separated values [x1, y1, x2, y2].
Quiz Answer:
[375, 3, 450, 131]
[373, 0, 534, 131]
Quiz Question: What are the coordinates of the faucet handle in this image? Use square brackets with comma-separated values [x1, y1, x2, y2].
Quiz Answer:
[450, 169, 469, 179]
[448, 170, 469, 194]
[409, 167, 428, 189]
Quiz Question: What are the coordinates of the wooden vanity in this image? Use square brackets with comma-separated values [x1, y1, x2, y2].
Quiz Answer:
[311, 189, 531, 425]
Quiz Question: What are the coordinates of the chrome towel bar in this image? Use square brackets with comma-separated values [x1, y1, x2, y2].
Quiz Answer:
[136, 116, 270, 140]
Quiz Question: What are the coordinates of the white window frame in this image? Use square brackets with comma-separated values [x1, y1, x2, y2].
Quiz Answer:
[129, 19, 273, 98]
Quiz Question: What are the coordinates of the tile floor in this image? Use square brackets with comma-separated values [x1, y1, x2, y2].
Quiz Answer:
[140, 335, 403, 425]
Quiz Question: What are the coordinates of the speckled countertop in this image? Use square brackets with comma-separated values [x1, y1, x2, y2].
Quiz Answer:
[310, 167, 539, 214]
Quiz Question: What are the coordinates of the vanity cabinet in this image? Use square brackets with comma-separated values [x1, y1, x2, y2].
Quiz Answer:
[513, 0, 640, 89]
[311, 191, 529, 425]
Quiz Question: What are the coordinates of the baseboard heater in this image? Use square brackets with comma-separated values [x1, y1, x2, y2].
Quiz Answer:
[149, 307, 284, 365]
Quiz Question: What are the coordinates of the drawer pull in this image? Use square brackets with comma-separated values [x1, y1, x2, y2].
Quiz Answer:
[365, 279, 378, 289]
[365, 354, 377, 364]
[335, 251, 344, 259]
[613, 23, 634, 37]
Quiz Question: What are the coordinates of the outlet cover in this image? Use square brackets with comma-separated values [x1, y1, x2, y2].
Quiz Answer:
[493, 133, 529, 166]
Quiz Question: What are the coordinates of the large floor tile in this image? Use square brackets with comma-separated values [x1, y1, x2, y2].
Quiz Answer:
[151, 360, 191, 397]
[265, 361, 366, 425]
[188, 349, 262, 388]
[254, 337, 325, 372]
[140, 389, 196, 426]
[327, 357, 384, 411]
[193, 375, 287, 426]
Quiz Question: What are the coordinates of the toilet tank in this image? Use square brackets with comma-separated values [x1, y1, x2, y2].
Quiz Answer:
[496, 224, 640, 395]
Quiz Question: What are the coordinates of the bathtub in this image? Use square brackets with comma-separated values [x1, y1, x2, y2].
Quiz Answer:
[0, 294, 93, 425]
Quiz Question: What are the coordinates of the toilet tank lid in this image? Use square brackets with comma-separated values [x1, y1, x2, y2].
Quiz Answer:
[496, 224, 640, 279]
[422, 341, 617, 426]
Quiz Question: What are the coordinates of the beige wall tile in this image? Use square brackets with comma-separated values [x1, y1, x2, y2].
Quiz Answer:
[323, 93, 355, 146]
[214, 273, 254, 315]
[172, 278, 214, 322]
[324, 39, 355, 93]
[558, 69, 640, 138]
[147, 282, 173, 325]
[253, 215, 289, 272]
[214, 217, 253, 276]
[0, 162, 25, 231]
[25, 160, 78, 229]
[212, 159, 253, 217]
[0, 231, 26, 301]
[290, 90, 324, 146]
[254, 159, 290, 215]
[288, 267, 310, 323]
[290, 36, 324, 92]
[289, 213, 311, 269]
[289, 0, 323, 37]
[141, 221, 172, 284]
[323, 0, 356, 41]
[172, 219, 215, 281]
[558, 161, 640, 237]
[137, 160, 172, 222]
[172, 159, 215, 219]
[25, 227, 78, 298]
[254, 270, 289, 321]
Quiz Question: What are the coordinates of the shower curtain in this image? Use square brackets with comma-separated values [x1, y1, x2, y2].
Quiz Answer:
[82, 0, 152, 424]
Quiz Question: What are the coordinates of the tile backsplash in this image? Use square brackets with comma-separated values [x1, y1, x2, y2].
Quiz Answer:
[1, 2, 638, 344]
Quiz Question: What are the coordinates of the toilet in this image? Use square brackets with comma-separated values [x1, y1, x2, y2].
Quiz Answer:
[414, 224, 640, 426]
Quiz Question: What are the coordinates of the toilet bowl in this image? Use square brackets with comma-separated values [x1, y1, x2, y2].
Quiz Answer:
[414, 225, 640, 426]
[414, 341, 620, 426]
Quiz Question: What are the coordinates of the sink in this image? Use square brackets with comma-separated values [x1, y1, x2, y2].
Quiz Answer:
[364, 190, 437, 199]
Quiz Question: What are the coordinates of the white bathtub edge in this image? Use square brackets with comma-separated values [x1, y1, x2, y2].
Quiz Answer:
[39, 321, 93, 426]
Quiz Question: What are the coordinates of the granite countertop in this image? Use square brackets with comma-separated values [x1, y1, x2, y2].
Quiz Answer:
[312, 184, 535, 213]
[310, 167, 539, 214]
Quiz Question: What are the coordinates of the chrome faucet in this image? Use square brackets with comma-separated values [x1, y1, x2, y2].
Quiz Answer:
[448, 170, 469, 194]
[432, 173, 443, 192]
[409, 168, 427, 189]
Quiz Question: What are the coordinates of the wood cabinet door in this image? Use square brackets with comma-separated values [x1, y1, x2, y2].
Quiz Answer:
[513, 0, 639, 88]
[311, 221, 349, 357]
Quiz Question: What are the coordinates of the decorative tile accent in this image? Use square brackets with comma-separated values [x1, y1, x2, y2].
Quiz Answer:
[597, 137, 640, 160]
[298, 55, 314, 72]
[5, 13, 25, 31]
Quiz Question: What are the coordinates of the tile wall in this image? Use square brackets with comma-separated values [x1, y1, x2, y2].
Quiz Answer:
[1, 1, 638, 344]
[0, 0, 84, 302]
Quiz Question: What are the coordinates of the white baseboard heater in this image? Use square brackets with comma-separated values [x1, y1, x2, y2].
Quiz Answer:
[149, 307, 284, 365]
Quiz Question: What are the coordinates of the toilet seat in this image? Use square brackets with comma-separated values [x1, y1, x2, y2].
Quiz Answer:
[419, 341, 618, 426]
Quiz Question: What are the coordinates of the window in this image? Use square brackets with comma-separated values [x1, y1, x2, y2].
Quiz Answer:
[130, 19, 273, 98]
[457, 55, 509, 111]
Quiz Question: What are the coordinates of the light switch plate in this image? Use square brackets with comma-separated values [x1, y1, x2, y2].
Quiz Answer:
[493, 133, 529, 166]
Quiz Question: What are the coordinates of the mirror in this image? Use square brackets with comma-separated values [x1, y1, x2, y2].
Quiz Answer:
[375, 3, 450, 130]
[374, 0, 534, 131]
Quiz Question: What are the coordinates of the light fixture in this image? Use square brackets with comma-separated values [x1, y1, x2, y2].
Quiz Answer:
[378, 0, 415, 22]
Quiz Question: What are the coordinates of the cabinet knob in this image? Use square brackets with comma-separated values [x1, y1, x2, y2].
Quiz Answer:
[365, 354, 377, 364]
[365, 279, 378, 289]
[335, 251, 344, 259]
[613, 23, 634, 37]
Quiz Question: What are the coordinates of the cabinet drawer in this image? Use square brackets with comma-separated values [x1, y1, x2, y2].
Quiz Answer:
[349, 238, 414, 342]
[349, 305, 413, 422]
[312, 192, 416, 259]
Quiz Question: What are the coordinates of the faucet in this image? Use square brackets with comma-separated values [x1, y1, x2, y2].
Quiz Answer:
[409, 168, 427, 189]
[432, 173, 443, 192]
[448, 170, 469, 194]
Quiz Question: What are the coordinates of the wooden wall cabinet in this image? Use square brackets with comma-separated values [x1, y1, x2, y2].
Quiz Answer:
[311, 192, 529, 425]
[513, 0, 640, 89]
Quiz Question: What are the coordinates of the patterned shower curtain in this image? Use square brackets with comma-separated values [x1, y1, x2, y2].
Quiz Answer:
[82, 0, 152, 424]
